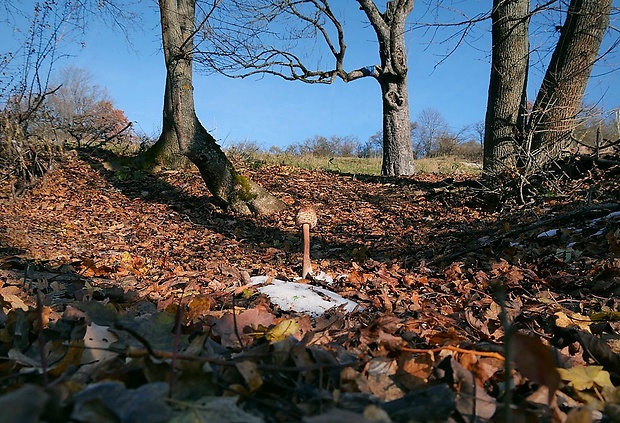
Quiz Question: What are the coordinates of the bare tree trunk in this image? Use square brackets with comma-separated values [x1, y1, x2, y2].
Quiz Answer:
[529, 0, 612, 165]
[483, 0, 530, 173]
[379, 75, 414, 176]
[142, 76, 191, 169]
[359, 0, 415, 176]
[147, 0, 286, 215]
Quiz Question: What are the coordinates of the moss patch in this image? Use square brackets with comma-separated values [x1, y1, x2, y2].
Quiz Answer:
[233, 173, 258, 202]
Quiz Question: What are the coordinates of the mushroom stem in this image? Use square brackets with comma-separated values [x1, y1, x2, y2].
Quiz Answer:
[302, 223, 312, 278]
[296, 205, 317, 279]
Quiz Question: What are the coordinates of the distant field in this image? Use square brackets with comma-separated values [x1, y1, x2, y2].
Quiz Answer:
[414, 156, 483, 174]
[233, 152, 482, 176]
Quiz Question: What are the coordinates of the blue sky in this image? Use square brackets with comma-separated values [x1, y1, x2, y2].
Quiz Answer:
[3, 1, 619, 149]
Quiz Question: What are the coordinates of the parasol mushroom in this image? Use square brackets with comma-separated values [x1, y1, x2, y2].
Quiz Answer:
[296, 205, 317, 279]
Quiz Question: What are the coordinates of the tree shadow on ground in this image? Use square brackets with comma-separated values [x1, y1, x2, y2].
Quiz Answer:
[70, 147, 502, 276]
[0, 234, 142, 315]
[73, 148, 374, 276]
[0, 242, 26, 258]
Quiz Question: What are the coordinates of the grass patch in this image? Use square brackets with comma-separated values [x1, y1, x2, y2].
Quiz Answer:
[233, 152, 481, 176]
[232, 153, 382, 175]
[415, 156, 482, 174]
[280, 155, 383, 175]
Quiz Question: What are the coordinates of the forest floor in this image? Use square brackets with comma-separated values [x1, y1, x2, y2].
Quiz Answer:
[0, 150, 619, 423]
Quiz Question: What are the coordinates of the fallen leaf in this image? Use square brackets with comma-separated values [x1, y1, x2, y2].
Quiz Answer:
[511, 333, 560, 404]
[235, 360, 263, 392]
[557, 366, 614, 392]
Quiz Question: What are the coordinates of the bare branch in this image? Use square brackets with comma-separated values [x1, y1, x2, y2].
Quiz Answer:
[193, 0, 383, 84]
[357, 0, 389, 40]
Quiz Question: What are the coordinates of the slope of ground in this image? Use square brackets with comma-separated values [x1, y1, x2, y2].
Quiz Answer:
[0, 152, 619, 422]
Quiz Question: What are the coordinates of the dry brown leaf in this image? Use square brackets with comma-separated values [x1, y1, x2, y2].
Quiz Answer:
[511, 333, 560, 405]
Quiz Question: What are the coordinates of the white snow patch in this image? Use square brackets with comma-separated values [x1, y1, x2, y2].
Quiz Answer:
[250, 276, 361, 317]
[606, 211, 620, 220]
[537, 229, 559, 238]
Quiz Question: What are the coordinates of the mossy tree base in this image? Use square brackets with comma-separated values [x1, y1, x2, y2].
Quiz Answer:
[144, 0, 287, 216]
[185, 121, 287, 216]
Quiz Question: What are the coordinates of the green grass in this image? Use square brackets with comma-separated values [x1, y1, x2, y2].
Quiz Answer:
[281, 155, 383, 175]
[414, 156, 482, 174]
[236, 152, 482, 176]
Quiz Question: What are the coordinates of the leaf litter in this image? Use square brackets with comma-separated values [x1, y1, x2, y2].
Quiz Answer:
[0, 152, 619, 422]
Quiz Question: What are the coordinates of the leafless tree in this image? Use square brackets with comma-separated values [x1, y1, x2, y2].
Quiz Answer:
[142, 0, 287, 215]
[44, 67, 134, 148]
[484, 0, 530, 173]
[1, 1, 136, 120]
[484, 0, 614, 178]
[195, 0, 416, 176]
[3, 1, 284, 214]
[1, 1, 93, 187]
[413, 107, 449, 157]
[528, 0, 613, 167]
[408, 1, 616, 182]
[361, 130, 384, 159]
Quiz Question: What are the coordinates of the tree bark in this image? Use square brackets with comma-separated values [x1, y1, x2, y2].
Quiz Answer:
[141, 76, 190, 169]
[147, 0, 286, 216]
[358, 0, 415, 176]
[483, 0, 530, 173]
[529, 0, 612, 166]
[379, 75, 414, 175]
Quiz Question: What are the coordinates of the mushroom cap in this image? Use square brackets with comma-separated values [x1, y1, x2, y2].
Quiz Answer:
[296, 206, 317, 228]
